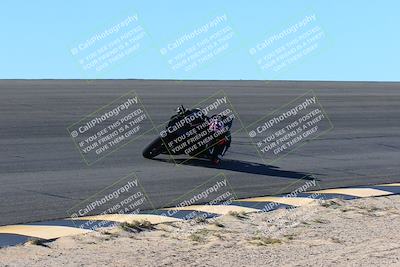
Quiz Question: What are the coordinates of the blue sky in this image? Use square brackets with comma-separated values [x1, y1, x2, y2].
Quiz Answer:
[1, 0, 398, 81]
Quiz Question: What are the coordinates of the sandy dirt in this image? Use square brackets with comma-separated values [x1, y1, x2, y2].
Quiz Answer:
[1, 195, 400, 267]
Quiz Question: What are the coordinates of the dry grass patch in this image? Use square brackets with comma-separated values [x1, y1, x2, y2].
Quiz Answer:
[118, 220, 154, 233]
[228, 211, 249, 220]
[249, 236, 282, 246]
[26, 238, 50, 248]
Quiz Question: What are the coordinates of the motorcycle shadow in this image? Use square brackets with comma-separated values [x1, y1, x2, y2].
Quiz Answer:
[153, 157, 319, 181]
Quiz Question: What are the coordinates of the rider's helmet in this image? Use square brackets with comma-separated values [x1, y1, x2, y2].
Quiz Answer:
[208, 116, 225, 132]
[175, 105, 188, 116]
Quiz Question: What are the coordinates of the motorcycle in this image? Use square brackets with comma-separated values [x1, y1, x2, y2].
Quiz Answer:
[142, 108, 233, 164]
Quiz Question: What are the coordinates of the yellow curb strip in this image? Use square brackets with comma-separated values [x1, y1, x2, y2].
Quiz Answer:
[376, 183, 400, 187]
[71, 214, 182, 224]
[308, 188, 393, 197]
[162, 205, 260, 215]
[0, 225, 92, 240]
[1, 185, 398, 244]
[235, 197, 316, 206]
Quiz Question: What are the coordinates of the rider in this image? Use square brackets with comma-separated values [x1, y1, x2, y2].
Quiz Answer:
[170, 105, 231, 164]
[167, 105, 205, 134]
[208, 115, 231, 164]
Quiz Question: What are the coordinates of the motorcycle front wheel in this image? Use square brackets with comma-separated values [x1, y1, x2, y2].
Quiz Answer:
[142, 137, 165, 159]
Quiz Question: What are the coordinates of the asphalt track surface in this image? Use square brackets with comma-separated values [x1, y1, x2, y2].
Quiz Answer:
[0, 80, 399, 226]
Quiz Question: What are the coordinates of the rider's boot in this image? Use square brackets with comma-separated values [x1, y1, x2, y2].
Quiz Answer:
[210, 138, 229, 164]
